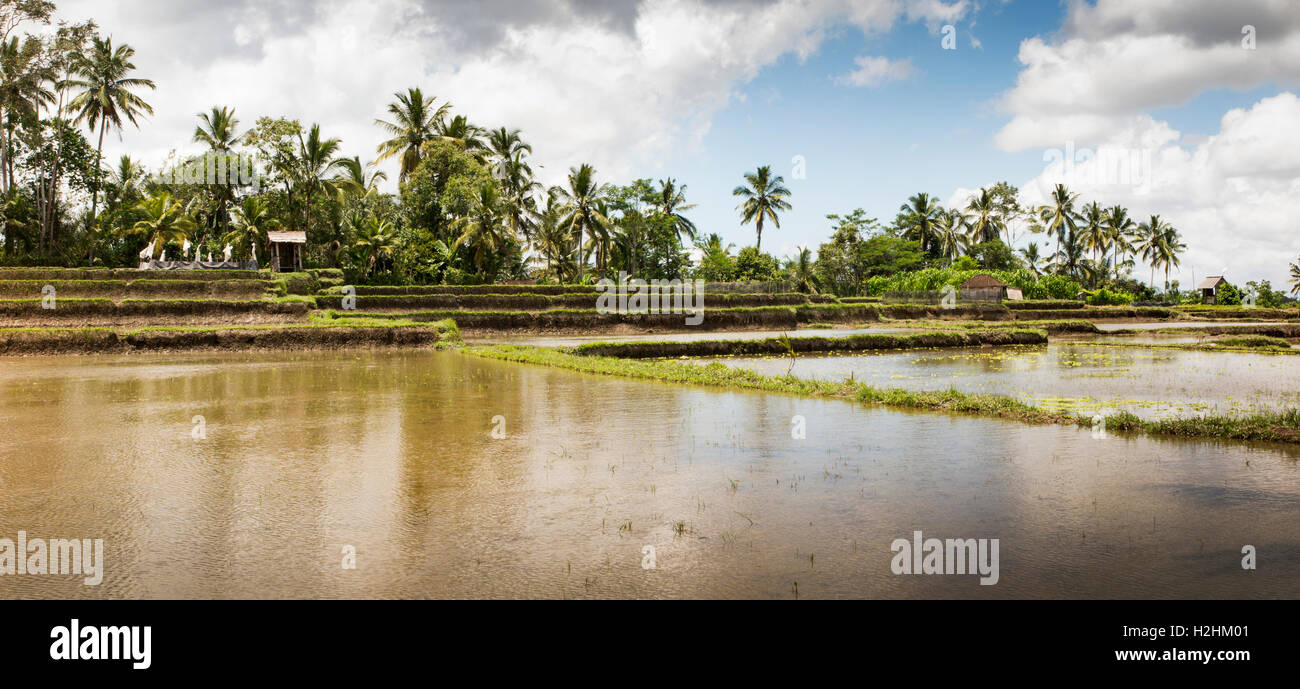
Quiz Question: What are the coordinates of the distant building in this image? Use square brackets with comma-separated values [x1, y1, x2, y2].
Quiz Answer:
[267, 230, 307, 273]
[960, 274, 1017, 301]
[1198, 276, 1226, 304]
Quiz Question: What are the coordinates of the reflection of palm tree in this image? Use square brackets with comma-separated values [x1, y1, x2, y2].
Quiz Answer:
[733, 165, 791, 250]
[374, 87, 450, 181]
[898, 192, 942, 256]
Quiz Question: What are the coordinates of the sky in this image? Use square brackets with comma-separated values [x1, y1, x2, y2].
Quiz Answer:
[51, 0, 1300, 287]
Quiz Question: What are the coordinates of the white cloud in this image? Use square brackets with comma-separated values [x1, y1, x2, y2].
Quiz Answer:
[52, 0, 969, 190]
[1011, 92, 1300, 288]
[835, 55, 916, 87]
[995, 0, 1300, 151]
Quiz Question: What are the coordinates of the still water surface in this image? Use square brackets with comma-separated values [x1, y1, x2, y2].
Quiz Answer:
[0, 350, 1296, 598]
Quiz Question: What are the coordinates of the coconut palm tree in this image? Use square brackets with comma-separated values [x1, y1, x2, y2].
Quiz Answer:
[498, 153, 540, 243]
[965, 188, 1004, 244]
[935, 208, 969, 266]
[1080, 201, 1107, 267]
[653, 177, 697, 243]
[1036, 184, 1080, 271]
[786, 246, 818, 293]
[192, 106, 246, 242]
[1137, 215, 1168, 288]
[1052, 226, 1088, 279]
[436, 114, 487, 161]
[534, 188, 572, 281]
[1020, 242, 1045, 277]
[486, 127, 530, 175]
[333, 156, 388, 200]
[65, 36, 156, 229]
[127, 192, 194, 259]
[897, 192, 943, 256]
[1288, 256, 1300, 296]
[0, 35, 54, 193]
[1154, 224, 1186, 295]
[452, 181, 510, 276]
[732, 165, 791, 250]
[1104, 205, 1135, 279]
[351, 213, 399, 278]
[558, 164, 609, 283]
[374, 87, 450, 182]
[223, 196, 279, 262]
[293, 123, 346, 236]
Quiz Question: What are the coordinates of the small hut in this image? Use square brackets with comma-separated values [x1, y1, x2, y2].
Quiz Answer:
[1198, 276, 1226, 304]
[267, 230, 306, 273]
[959, 273, 1013, 302]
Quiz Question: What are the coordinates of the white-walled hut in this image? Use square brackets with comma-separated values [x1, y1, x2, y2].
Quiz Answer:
[267, 230, 306, 273]
[959, 273, 1017, 302]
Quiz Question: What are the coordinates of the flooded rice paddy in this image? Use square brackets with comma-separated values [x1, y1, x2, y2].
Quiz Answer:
[698, 342, 1300, 420]
[1, 349, 1297, 599]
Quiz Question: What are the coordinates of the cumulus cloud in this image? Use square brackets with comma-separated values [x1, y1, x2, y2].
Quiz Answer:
[52, 0, 968, 189]
[1012, 92, 1300, 287]
[994, 0, 1300, 151]
[835, 55, 916, 87]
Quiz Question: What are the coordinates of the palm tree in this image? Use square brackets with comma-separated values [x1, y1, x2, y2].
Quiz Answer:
[0, 36, 53, 193]
[558, 164, 609, 283]
[1104, 205, 1135, 279]
[351, 213, 399, 278]
[1020, 242, 1045, 277]
[487, 127, 530, 175]
[293, 123, 346, 236]
[192, 106, 245, 242]
[936, 208, 969, 265]
[786, 246, 818, 293]
[534, 188, 572, 281]
[732, 165, 791, 250]
[65, 36, 156, 229]
[374, 87, 450, 182]
[452, 181, 509, 276]
[1137, 215, 1168, 289]
[1037, 184, 1080, 270]
[1154, 224, 1186, 295]
[333, 156, 387, 199]
[1080, 201, 1107, 267]
[897, 192, 943, 256]
[1053, 226, 1087, 278]
[1288, 256, 1300, 296]
[223, 196, 279, 262]
[653, 177, 697, 243]
[193, 105, 243, 151]
[436, 114, 486, 161]
[127, 193, 194, 259]
[965, 188, 1004, 244]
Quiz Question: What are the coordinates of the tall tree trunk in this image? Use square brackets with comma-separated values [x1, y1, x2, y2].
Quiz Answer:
[87, 115, 106, 270]
[756, 216, 763, 251]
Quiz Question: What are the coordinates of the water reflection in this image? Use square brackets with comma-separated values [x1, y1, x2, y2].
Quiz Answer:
[0, 350, 1296, 599]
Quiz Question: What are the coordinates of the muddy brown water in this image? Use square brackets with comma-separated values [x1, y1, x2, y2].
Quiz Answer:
[0, 349, 1296, 599]
[699, 342, 1300, 420]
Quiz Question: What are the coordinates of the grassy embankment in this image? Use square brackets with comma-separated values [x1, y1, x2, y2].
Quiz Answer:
[466, 343, 1300, 444]
[569, 328, 1046, 358]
